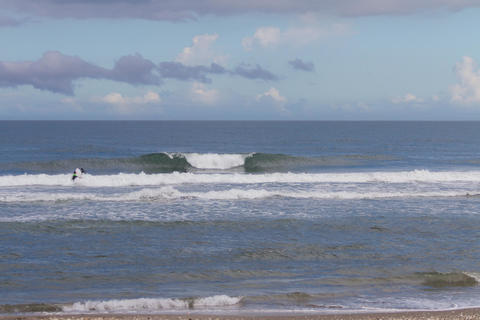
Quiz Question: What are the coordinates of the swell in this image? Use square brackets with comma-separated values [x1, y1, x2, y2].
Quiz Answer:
[0, 152, 391, 175]
[1, 153, 193, 175]
[417, 272, 480, 288]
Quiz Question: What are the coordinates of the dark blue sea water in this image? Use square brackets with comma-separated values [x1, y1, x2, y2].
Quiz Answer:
[1, 121, 480, 315]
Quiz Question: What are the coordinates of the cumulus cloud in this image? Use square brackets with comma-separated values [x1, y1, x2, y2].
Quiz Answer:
[392, 93, 424, 104]
[191, 82, 219, 105]
[102, 91, 160, 105]
[101, 91, 160, 113]
[256, 87, 287, 103]
[0, 51, 277, 95]
[242, 23, 349, 50]
[288, 58, 315, 72]
[176, 33, 227, 66]
[450, 56, 480, 105]
[242, 27, 281, 50]
[256, 87, 288, 112]
[2, 0, 479, 21]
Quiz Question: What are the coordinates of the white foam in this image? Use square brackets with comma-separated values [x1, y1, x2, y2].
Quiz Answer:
[0, 173, 73, 187]
[465, 272, 480, 283]
[62, 295, 242, 313]
[2, 169, 480, 187]
[179, 153, 251, 169]
[194, 295, 243, 307]
[0, 187, 468, 203]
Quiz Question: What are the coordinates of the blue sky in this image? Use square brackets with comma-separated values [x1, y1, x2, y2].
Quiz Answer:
[1, 0, 480, 120]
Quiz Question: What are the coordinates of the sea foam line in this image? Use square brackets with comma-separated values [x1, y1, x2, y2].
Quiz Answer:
[0, 187, 470, 203]
[2, 169, 480, 187]
[62, 295, 242, 313]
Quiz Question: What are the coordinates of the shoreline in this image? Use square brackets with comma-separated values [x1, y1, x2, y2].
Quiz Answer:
[2, 308, 480, 320]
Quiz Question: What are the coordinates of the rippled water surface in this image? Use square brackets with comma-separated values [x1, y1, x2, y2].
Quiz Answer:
[1, 121, 480, 315]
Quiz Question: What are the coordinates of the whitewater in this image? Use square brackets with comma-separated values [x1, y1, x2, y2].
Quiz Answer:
[3, 169, 480, 187]
[167, 152, 252, 169]
[1, 169, 480, 206]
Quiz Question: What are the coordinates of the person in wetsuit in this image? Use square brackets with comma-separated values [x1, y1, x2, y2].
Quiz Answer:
[72, 168, 85, 181]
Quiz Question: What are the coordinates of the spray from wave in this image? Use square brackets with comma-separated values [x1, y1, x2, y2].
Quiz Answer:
[170, 153, 251, 169]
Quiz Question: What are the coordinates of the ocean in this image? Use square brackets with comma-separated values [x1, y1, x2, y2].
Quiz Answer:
[1, 121, 480, 315]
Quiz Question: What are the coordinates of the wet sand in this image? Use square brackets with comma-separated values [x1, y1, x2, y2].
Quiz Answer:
[3, 308, 480, 320]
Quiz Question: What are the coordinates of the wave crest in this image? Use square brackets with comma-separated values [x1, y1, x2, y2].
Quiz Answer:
[169, 152, 252, 170]
[62, 295, 242, 313]
[418, 272, 479, 288]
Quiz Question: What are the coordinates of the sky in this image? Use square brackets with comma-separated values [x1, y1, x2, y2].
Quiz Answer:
[2, 0, 480, 120]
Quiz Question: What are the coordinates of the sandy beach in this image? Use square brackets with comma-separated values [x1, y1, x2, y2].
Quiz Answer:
[3, 309, 480, 320]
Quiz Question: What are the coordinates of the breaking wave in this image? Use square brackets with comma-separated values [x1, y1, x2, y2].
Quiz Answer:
[1, 152, 391, 174]
[0, 186, 471, 203]
[2, 169, 480, 187]
[62, 295, 242, 313]
[138, 152, 252, 171]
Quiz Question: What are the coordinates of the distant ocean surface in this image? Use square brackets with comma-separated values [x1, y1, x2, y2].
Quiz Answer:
[1, 121, 480, 315]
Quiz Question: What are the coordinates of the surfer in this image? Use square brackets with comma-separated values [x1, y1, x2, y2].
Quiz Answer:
[72, 168, 85, 181]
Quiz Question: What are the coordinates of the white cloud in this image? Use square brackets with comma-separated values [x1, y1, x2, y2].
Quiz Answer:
[100, 91, 161, 113]
[242, 22, 349, 50]
[191, 82, 220, 105]
[176, 33, 227, 66]
[257, 87, 287, 103]
[256, 87, 287, 112]
[450, 56, 480, 105]
[392, 93, 424, 104]
[242, 27, 281, 50]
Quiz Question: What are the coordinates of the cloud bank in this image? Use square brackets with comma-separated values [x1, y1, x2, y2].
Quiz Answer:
[0, 51, 109, 95]
[0, 51, 277, 95]
[2, 0, 479, 22]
